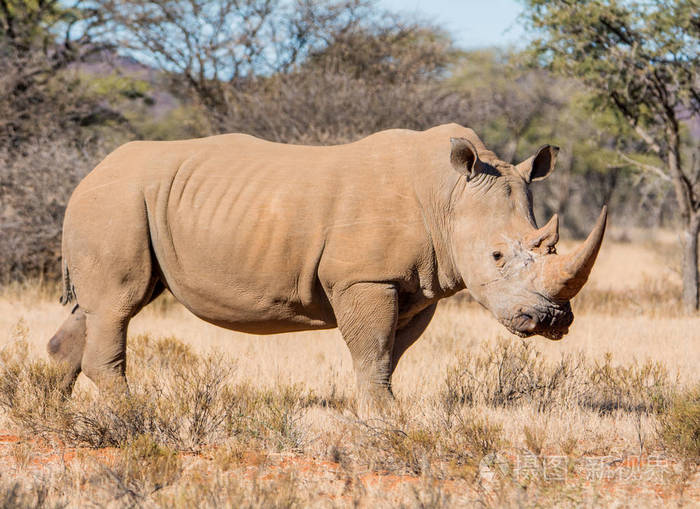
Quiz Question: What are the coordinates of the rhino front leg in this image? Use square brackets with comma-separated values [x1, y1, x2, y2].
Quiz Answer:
[390, 303, 437, 375]
[333, 283, 398, 409]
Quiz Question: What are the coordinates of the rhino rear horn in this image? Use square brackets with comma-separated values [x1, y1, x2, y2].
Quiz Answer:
[539, 206, 608, 301]
[526, 214, 559, 251]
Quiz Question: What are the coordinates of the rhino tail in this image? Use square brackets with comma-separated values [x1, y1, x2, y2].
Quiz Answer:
[59, 260, 75, 307]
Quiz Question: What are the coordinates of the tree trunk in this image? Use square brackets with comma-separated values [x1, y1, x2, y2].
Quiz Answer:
[681, 214, 700, 312]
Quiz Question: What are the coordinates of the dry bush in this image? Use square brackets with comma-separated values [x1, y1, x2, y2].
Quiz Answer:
[441, 339, 583, 412]
[585, 353, 673, 414]
[0, 335, 322, 454]
[452, 415, 504, 461]
[0, 139, 108, 282]
[0, 338, 68, 431]
[342, 417, 440, 474]
[218, 70, 468, 146]
[440, 338, 675, 417]
[659, 384, 700, 463]
[0, 3, 126, 283]
[215, 25, 470, 145]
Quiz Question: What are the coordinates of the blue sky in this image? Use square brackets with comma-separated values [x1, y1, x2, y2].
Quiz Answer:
[379, 0, 527, 49]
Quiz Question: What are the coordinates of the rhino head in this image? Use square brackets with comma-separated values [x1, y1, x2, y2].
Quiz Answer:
[448, 137, 606, 340]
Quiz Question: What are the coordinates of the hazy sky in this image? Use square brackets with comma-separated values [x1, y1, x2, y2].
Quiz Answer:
[379, 0, 527, 49]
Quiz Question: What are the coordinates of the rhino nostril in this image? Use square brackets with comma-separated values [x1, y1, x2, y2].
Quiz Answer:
[515, 313, 537, 332]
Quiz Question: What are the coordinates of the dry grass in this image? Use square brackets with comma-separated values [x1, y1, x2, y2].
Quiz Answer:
[0, 237, 699, 507]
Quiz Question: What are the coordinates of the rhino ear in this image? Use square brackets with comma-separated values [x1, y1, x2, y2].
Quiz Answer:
[450, 137, 482, 179]
[516, 145, 559, 183]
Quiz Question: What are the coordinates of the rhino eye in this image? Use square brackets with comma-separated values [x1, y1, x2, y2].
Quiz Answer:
[492, 251, 503, 262]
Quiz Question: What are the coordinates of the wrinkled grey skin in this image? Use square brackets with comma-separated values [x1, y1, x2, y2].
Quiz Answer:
[47, 124, 606, 403]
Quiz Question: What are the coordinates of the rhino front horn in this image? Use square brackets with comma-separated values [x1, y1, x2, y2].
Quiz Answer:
[539, 206, 608, 301]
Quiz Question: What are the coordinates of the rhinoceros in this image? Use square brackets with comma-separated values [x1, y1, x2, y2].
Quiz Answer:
[47, 123, 606, 401]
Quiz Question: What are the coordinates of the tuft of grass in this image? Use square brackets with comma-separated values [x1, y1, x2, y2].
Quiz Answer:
[88, 434, 183, 506]
[458, 416, 504, 459]
[120, 434, 182, 490]
[250, 384, 308, 452]
[659, 384, 700, 463]
[0, 480, 62, 509]
[524, 422, 547, 456]
[11, 441, 33, 470]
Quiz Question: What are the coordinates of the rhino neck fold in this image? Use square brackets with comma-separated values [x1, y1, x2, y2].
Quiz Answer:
[415, 168, 467, 297]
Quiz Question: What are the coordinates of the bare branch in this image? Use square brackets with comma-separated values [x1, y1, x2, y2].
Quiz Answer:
[630, 121, 662, 154]
[616, 151, 671, 182]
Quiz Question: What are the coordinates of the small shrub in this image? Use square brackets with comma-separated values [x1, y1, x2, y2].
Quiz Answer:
[441, 340, 676, 419]
[11, 441, 33, 470]
[659, 384, 700, 463]
[458, 416, 504, 459]
[120, 434, 182, 489]
[248, 384, 309, 453]
[211, 441, 249, 471]
[585, 353, 673, 414]
[441, 339, 581, 411]
[559, 434, 578, 456]
[0, 343, 70, 436]
[92, 434, 182, 505]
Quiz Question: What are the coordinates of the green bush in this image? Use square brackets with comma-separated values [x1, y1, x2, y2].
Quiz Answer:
[659, 384, 700, 463]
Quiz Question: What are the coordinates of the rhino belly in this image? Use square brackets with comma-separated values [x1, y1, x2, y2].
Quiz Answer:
[171, 283, 336, 334]
[154, 232, 336, 334]
[146, 169, 336, 334]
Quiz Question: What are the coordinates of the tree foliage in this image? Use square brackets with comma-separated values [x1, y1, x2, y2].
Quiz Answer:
[522, 0, 700, 309]
[0, 0, 117, 146]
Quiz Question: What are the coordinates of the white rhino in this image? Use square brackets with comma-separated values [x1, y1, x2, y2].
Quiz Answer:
[47, 123, 606, 401]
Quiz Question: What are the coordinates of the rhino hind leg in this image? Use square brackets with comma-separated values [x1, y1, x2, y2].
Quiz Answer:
[60, 192, 162, 393]
[47, 307, 87, 395]
[333, 282, 398, 411]
[48, 281, 165, 395]
[79, 312, 129, 392]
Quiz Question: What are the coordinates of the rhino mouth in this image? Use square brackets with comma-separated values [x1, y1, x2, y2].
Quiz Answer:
[504, 305, 573, 341]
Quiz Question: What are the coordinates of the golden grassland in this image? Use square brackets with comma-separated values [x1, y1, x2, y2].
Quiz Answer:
[0, 232, 699, 508]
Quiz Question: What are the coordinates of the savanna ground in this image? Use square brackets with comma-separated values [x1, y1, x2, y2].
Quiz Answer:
[1, 231, 699, 508]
